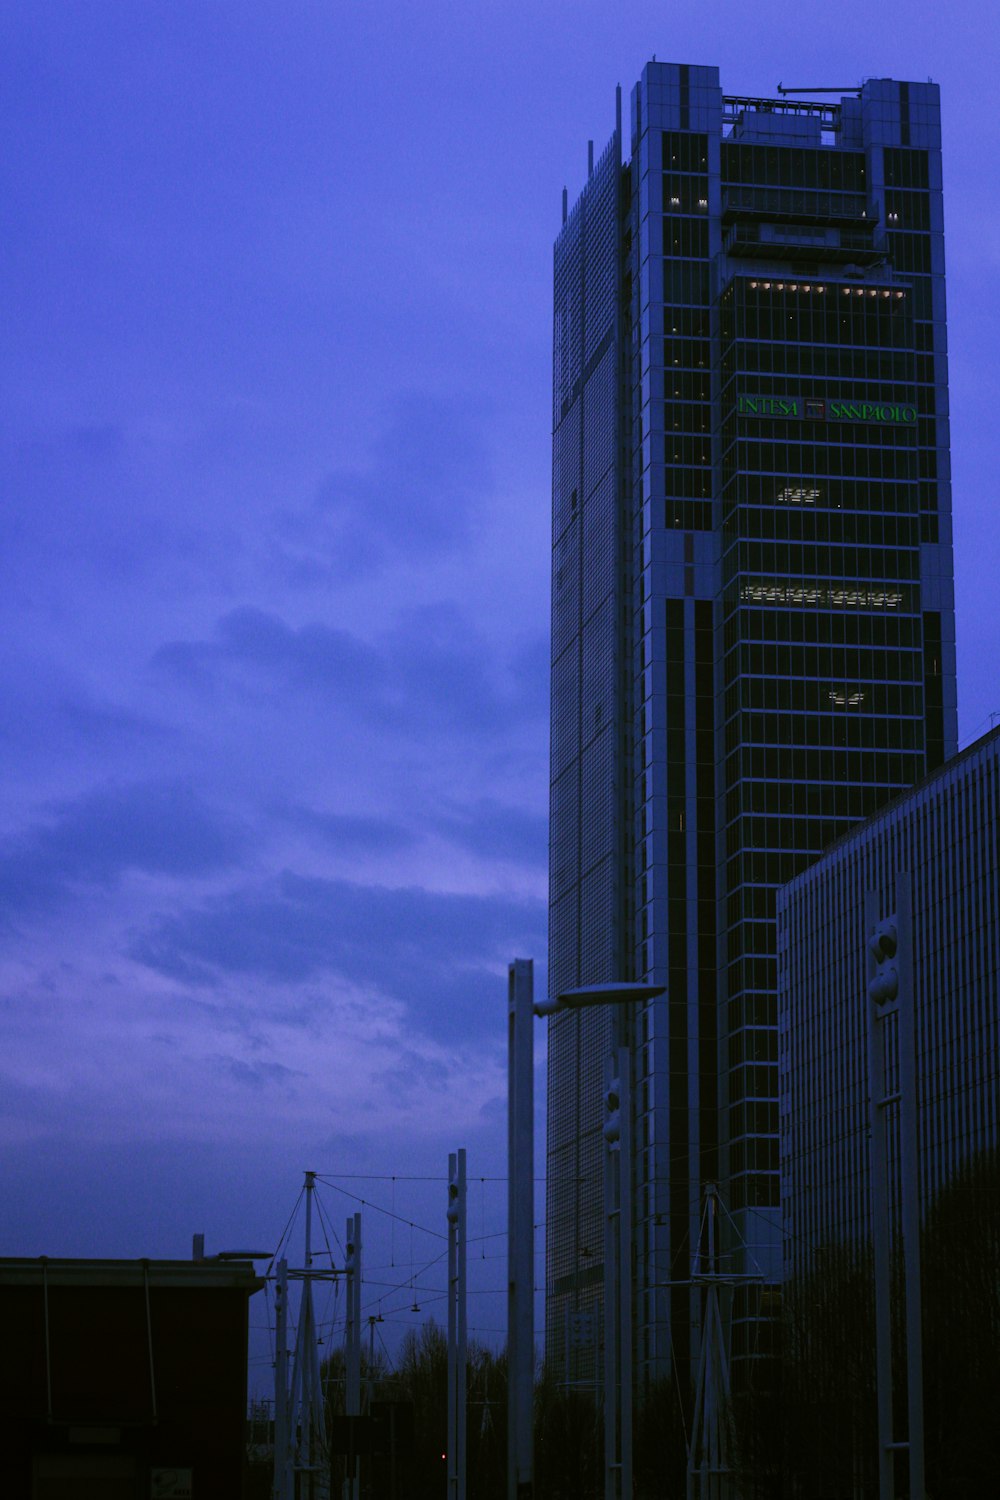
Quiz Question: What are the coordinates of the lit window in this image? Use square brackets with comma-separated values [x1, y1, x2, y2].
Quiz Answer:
[776, 486, 821, 504]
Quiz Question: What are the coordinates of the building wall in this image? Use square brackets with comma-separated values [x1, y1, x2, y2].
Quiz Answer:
[0, 1260, 259, 1500]
[547, 129, 623, 1381]
[547, 62, 958, 1397]
[777, 727, 1000, 1276]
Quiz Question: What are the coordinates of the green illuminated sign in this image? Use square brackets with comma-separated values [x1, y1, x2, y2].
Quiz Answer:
[737, 395, 917, 425]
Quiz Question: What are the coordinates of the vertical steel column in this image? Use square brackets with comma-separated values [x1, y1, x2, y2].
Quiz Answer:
[866, 877, 923, 1500]
[507, 958, 535, 1500]
[602, 1042, 633, 1500]
[603, 1057, 618, 1500]
[274, 1258, 290, 1500]
[896, 878, 925, 1500]
[448, 1148, 468, 1500]
[603, 1051, 631, 1500]
[345, 1213, 362, 1500]
[617, 1045, 633, 1500]
[866, 889, 895, 1500]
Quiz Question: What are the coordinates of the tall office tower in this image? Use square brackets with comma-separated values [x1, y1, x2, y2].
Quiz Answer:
[548, 63, 957, 1397]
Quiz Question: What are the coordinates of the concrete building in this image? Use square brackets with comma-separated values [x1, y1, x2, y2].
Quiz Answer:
[547, 61, 956, 1396]
[0, 1256, 261, 1499]
[777, 723, 1000, 1272]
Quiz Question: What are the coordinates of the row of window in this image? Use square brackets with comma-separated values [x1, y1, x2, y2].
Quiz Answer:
[722, 304, 913, 349]
[664, 399, 711, 433]
[664, 372, 710, 401]
[722, 345, 928, 382]
[886, 229, 934, 275]
[728, 637, 922, 675]
[664, 218, 709, 257]
[663, 465, 711, 498]
[722, 443, 928, 480]
[727, 510, 921, 547]
[664, 336, 710, 367]
[724, 711, 925, 754]
[720, 142, 867, 193]
[664, 261, 710, 306]
[726, 474, 923, 511]
[665, 306, 711, 337]
[724, 742, 922, 788]
[661, 132, 708, 173]
[884, 147, 931, 189]
[729, 777, 905, 822]
[729, 1099, 778, 1138]
[663, 173, 710, 211]
[726, 920, 779, 960]
[884, 189, 931, 230]
[664, 499, 713, 530]
[725, 541, 919, 579]
[722, 612, 929, 648]
[729, 677, 921, 718]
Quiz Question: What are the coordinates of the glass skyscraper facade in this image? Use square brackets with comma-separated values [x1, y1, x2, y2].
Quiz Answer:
[548, 63, 957, 1395]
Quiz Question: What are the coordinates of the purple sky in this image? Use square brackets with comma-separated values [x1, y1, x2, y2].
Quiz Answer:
[3, 3, 999, 1355]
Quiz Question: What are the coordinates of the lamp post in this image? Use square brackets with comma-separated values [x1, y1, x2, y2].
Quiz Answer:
[507, 961, 664, 1500]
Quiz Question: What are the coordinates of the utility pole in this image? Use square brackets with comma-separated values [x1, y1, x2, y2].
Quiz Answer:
[508, 959, 535, 1500]
[867, 878, 924, 1500]
[272, 1174, 336, 1500]
[447, 1148, 468, 1500]
[687, 1186, 735, 1500]
[509, 966, 663, 1500]
[602, 1050, 633, 1500]
[344, 1213, 362, 1500]
[291, 1172, 328, 1500]
[273, 1259, 291, 1500]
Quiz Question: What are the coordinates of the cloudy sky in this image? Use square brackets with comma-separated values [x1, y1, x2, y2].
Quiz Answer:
[3, 1, 999, 1345]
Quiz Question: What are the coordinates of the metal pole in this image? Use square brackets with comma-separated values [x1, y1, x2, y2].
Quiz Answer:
[896, 876, 925, 1500]
[617, 1046, 633, 1500]
[345, 1214, 361, 1500]
[458, 1148, 468, 1500]
[274, 1259, 290, 1500]
[448, 1153, 457, 1500]
[603, 1057, 618, 1500]
[508, 959, 535, 1500]
[448, 1149, 468, 1500]
[866, 891, 895, 1500]
[305, 1170, 315, 1267]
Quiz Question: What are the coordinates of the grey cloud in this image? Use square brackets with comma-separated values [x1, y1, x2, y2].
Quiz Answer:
[277, 804, 417, 855]
[431, 798, 547, 868]
[131, 871, 545, 1044]
[210, 1055, 304, 1092]
[152, 605, 379, 697]
[276, 392, 492, 581]
[153, 603, 546, 737]
[0, 780, 247, 922]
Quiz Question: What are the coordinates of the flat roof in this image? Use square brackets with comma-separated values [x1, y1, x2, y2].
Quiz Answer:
[0, 1257, 264, 1293]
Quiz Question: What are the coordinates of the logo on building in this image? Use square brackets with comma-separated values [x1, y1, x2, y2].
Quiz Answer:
[737, 394, 917, 425]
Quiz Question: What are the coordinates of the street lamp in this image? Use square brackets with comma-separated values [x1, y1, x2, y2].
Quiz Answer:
[507, 961, 664, 1500]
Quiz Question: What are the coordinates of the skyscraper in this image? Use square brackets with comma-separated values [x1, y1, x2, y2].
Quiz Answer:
[547, 63, 956, 1397]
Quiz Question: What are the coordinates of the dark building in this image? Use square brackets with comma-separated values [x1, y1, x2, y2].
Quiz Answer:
[778, 724, 1000, 1270]
[775, 726, 1000, 1493]
[547, 62, 956, 1394]
[0, 1257, 261, 1499]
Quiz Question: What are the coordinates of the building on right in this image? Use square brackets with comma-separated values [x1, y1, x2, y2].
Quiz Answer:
[549, 61, 959, 1410]
[776, 723, 1000, 1491]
